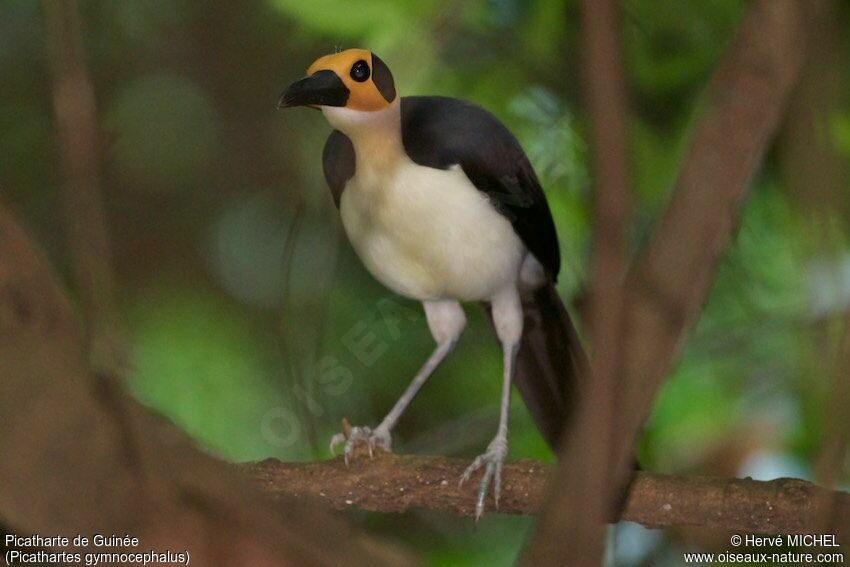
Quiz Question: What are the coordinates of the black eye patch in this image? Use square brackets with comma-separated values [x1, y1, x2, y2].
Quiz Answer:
[350, 60, 370, 82]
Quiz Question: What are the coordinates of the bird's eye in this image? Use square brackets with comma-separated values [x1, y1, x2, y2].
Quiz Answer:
[350, 60, 370, 82]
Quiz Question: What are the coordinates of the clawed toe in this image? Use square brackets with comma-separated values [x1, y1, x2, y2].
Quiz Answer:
[329, 420, 392, 465]
[459, 438, 507, 521]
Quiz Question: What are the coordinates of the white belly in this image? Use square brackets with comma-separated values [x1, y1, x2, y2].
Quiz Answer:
[339, 160, 524, 302]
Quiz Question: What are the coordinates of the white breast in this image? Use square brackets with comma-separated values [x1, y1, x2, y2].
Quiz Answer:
[339, 159, 525, 302]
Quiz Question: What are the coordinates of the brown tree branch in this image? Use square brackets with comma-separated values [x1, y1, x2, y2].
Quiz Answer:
[817, 311, 850, 532]
[527, 2, 821, 561]
[244, 453, 850, 538]
[0, 200, 412, 566]
[780, 0, 850, 497]
[614, 0, 818, 481]
[779, 0, 850, 227]
[526, 0, 633, 563]
[43, 0, 128, 378]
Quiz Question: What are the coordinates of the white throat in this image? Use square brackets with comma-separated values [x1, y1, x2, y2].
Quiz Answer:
[322, 100, 404, 172]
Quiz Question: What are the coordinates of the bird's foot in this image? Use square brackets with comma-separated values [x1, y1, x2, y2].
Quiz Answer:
[329, 418, 392, 466]
[459, 435, 507, 521]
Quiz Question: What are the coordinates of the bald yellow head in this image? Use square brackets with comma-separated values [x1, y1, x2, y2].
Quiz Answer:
[278, 49, 396, 112]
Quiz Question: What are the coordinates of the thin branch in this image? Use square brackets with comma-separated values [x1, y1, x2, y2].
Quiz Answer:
[244, 453, 850, 538]
[779, 0, 850, 227]
[42, 0, 127, 378]
[780, 0, 850, 495]
[525, 0, 632, 564]
[816, 311, 850, 532]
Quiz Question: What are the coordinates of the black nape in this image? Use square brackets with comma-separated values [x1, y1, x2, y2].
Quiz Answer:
[371, 53, 396, 103]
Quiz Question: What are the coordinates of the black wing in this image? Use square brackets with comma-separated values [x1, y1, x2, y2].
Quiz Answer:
[322, 129, 355, 208]
[400, 96, 560, 280]
[321, 95, 560, 279]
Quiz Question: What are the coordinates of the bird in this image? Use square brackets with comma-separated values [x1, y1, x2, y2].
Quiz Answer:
[278, 48, 585, 519]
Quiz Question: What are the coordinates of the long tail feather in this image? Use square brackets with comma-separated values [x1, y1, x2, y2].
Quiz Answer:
[514, 283, 586, 450]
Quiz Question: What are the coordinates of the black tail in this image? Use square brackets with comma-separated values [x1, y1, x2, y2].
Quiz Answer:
[512, 283, 586, 450]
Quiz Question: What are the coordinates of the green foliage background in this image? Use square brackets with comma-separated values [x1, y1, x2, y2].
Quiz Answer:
[2, 0, 849, 564]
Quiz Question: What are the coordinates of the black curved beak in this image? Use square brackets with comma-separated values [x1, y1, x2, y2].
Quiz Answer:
[277, 70, 349, 109]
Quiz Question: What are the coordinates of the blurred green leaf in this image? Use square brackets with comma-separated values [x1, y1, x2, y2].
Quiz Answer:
[128, 285, 303, 461]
